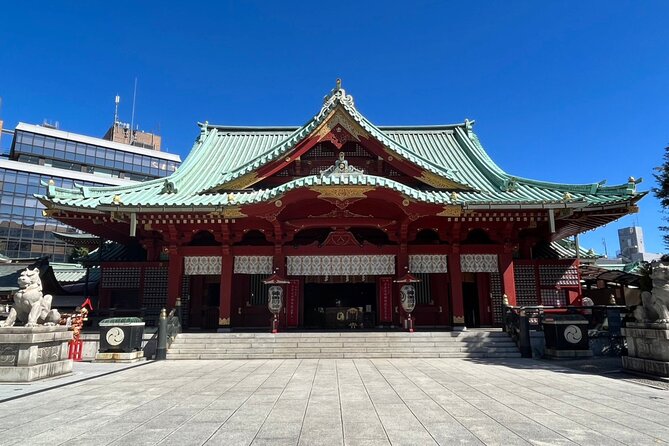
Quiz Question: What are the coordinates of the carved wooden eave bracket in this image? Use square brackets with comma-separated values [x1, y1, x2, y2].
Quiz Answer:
[320, 229, 363, 248]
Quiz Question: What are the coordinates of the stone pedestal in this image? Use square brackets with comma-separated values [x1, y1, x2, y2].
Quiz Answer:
[621, 322, 669, 377]
[544, 348, 594, 359]
[94, 350, 145, 363]
[0, 326, 73, 382]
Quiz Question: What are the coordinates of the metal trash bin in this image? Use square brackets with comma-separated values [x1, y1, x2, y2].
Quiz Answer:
[99, 317, 145, 353]
[543, 314, 591, 357]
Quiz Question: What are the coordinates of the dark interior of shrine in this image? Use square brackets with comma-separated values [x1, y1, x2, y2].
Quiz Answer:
[303, 282, 376, 328]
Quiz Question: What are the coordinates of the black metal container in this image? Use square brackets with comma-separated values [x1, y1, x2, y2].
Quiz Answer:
[543, 314, 589, 351]
[99, 317, 145, 353]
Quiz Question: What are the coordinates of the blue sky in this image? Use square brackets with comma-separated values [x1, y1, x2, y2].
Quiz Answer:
[1, 1, 667, 255]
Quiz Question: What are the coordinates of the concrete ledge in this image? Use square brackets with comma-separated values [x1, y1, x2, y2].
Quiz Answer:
[0, 359, 72, 382]
[623, 326, 669, 362]
[622, 356, 669, 377]
[0, 326, 72, 344]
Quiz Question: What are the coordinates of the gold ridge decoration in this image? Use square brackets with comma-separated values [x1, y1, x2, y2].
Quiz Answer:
[437, 205, 463, 217]
[417, 171, 468, 190]
[310, 186, 375, 201]
[210, 207, 247, 219]
[314, 109, 367, 141]
[215, 172, 260, 192]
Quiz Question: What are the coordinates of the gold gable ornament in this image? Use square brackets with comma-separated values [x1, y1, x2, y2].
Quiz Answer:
[314, 109, 367, 141]
[310, 186, 375, 201]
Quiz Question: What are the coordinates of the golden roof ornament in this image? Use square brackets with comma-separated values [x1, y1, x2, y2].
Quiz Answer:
[112, 194, 122, 204]
[450, 191, 459, 203]
[227, 193, 236, 204]
[562, 192, 573, 201]
[48, 179, 55, 186]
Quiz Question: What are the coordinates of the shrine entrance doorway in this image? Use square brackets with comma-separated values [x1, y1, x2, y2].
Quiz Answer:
[303, 281, 376, 329]
[188, 276, 221, 331]
[462, 272, 493, 328]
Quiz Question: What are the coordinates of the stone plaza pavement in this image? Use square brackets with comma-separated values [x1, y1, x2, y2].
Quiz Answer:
[0, 358, 667, 446]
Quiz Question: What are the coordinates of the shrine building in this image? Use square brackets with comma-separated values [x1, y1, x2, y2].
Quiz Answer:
[37, 81, 644, 330]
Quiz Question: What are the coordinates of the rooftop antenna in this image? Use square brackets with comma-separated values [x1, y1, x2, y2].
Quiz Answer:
[130, 77, 138, 143]
[114, 94, 120, 124]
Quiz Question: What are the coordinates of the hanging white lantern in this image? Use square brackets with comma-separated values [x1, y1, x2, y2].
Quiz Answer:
[268, 285, 283, 315]
[400, 285, 416, 314]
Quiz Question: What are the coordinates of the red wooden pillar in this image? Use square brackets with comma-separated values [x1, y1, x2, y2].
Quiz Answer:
[500, 250, 517, 306]
[166, 245, 182, 309]
[448, 247, 465, 327]
[219, 248, 233, 330]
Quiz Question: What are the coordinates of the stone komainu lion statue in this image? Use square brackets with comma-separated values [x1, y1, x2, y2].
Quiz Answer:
[634, 261, 669, 323]
[0, 268, 60, 327]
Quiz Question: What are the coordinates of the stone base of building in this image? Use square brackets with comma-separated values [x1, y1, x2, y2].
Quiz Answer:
[622, 322, 669, 377]
[94, 350, 146, 363]
[622, 356, 669, 377]
[0, 326, 73, 382]
[544, 348, 593, 359]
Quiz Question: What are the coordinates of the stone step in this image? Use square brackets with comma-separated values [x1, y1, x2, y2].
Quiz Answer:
[170, 339, 516, 348]
[167, 331, 519, 360]
[168, 342, 517, 351]
[171, 335, 511, 343]
[166, 351, 522, 360]
[175, 331, 508, 339]
[168, 346, 520, 355]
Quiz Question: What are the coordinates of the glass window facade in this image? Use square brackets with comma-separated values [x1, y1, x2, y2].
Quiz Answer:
[0, 167, 104, 262]
[12, 130, 179, 181]
[2, 127, 181, 262]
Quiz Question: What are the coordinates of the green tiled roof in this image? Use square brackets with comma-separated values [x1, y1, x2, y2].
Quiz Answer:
[79, 241, 147, 265]
[50, 263, 101, 284]
[38, 84, 643, 212]
[534, 239, 602, 260]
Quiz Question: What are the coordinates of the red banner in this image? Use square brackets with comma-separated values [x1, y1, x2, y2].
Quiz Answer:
[286, 279, 300, 327]
[378, 277, 393, 322]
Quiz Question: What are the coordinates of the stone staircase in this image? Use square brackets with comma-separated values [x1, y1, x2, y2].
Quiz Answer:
[166, 330, 520, 360]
